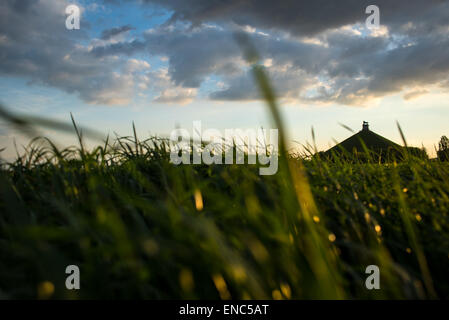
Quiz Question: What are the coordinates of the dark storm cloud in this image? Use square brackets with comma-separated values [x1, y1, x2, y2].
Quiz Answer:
[139, 25, 328, 101]
[136, 20, 449, 104]
[10, 0, 36, 13]
[367, 37, 449, 94]
[133, 0, 449, 104]
[142, 0, 446, 36]
[1, 0, 449, 106]
[144, 26, 244, 87]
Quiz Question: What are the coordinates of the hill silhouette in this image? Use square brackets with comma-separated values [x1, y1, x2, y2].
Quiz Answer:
[319, 122, 426, 161]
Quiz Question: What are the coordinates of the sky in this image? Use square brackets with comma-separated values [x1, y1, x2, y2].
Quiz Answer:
[1, 0, 449, 160]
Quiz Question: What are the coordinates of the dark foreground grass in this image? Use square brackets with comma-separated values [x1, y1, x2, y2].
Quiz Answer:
[1, 41, 448, 299]
[0, 134, 448, 299]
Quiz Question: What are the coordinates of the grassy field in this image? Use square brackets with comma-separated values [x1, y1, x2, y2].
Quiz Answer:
[0, 54, 448, 300]
[0, 132, 448, 299]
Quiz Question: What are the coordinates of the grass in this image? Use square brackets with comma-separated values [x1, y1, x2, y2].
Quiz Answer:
[0, 40, 448, 299]
[1, 131, 448, 299]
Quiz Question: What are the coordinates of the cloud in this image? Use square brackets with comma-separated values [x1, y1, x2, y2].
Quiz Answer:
[1, 0, 449, 107]
[133, 0, 449, 105]
[0, 0, 153, 106]
[142, 0, 446, 37]
[143, 25, 246, 88]
[99, 0, 449, 105]
[100, 25, 134, 40]
[90, 39, 146, 57]
[149, 68, 198, 105]
[211, 64, 316, 103]
[137, 21, 449, 105]
[154, 88, 197, 104]
[403, 89, 429, 101]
